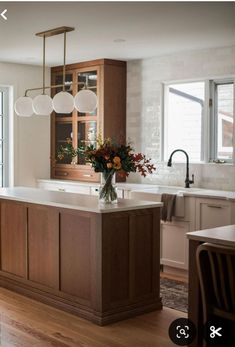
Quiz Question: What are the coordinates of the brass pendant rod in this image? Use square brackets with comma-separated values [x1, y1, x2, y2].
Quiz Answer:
[33, 26, 75, 97]
[24, 81, 87, 97]
[63, 31, 66, 92]
[42, 35, 46, 94]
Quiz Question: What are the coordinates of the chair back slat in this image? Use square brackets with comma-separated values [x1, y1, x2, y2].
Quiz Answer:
[208, 251, 222, 309]
[216, 253, 229, 311]
[226, 255, 235, 312]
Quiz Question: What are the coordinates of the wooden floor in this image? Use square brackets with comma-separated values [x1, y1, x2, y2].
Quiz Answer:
[0, 287, 186, 347]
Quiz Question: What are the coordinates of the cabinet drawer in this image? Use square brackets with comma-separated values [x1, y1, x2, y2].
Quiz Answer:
[52, 168, 99, 182]
[195, 198, 231, 230]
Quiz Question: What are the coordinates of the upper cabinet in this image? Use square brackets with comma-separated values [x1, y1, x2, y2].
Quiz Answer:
[51, 59, 126, 182]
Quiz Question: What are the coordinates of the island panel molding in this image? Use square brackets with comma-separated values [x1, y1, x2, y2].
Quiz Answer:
[28, 206, 59, 289]
[0, 201, 27, 278]
[60, 211, 92, 301]
[0, 194, 161, 325]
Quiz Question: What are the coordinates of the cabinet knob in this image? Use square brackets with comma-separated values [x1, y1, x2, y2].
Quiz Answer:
[58, 188, 66, 192]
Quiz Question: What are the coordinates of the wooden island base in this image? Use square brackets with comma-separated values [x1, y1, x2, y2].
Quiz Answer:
[0, 195, 162, 325]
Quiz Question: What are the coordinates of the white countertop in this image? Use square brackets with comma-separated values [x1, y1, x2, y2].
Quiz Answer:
[0, 187, 162, 213]
[187, 225, 235, 247]
[37, 179, 235, 200]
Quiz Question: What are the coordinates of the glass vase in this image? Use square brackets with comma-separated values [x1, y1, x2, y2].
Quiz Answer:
[99, 171, 118, 204]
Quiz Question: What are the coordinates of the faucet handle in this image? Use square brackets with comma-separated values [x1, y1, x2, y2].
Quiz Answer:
[190, 174, 194, 184]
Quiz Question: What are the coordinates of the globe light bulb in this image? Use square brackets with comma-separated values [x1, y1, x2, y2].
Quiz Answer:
[52, 91, 74, 114]
[33, 94, 53, 115]
[74, 89, 97, 113]
[14, 96, 34, 117]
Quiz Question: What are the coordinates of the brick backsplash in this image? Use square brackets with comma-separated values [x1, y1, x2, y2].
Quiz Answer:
[126, 45, 235, 191]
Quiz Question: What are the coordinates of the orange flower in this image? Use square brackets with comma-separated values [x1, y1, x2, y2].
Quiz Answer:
[107, 162, 113, 169]
[113, 156, 121, 164]
[114, 163, 121, 170]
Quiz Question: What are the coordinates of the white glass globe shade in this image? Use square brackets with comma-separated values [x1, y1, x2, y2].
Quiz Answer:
[14, 96, 34, 117]
[52, 91, 74, 114]
[33, 94, 53, 115]
[74, 90, 97, 113]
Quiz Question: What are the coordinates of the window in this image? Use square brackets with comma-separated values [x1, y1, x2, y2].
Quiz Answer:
[164, 79, 234, 163]
[164, 82, 205, 162]
[0, 87, 9, 187]
[211, 81, 234, 161]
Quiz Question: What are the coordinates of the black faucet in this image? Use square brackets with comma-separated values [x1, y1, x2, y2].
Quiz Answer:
[167, 149, 194, 188]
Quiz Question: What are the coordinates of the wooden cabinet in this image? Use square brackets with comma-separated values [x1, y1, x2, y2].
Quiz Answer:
[195, 198, 231, 230]
[51, 59, 126, 182]
[0, 199, 161, 325]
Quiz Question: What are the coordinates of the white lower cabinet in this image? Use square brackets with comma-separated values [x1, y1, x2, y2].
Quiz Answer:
[161, 220, 190, 270]
[37, 181, 90, 195]
[195, 198, 231, 230]
[37, 180, 124, 198]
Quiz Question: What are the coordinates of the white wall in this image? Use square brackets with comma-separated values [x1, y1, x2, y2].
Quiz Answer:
[0, 62, 50, 187]
[127, 45, 235, 191]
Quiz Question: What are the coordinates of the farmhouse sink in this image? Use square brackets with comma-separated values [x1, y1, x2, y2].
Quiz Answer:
[130, 185, 200, 218]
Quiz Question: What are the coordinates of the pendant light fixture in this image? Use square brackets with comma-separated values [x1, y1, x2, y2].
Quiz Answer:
[14, 27, 98, 116]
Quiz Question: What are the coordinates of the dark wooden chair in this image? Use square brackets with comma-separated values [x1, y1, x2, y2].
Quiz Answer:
[196, 242, 235, 324]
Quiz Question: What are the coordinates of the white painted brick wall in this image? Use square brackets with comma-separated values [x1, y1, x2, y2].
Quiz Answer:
[127, 45, 235, 190]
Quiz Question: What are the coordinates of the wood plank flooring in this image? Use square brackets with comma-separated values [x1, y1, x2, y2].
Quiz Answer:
[0, 287, 186, 347]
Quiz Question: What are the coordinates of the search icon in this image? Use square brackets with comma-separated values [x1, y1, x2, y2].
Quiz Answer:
[179, 328, 186, 336]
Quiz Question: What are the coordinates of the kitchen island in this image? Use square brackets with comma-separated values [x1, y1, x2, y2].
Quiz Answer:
[0, 187, 162, 325]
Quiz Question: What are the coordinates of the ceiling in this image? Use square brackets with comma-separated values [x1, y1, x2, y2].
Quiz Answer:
[0, 2, 235, 67]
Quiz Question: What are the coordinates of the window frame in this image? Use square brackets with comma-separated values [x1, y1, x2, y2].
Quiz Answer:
[0, 86, 9, 187]
[163, 77, 235, 164]
[209, 78, 235, 163]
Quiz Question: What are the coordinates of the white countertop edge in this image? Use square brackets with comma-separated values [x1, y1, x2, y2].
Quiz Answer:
[0, 187, 162, 213]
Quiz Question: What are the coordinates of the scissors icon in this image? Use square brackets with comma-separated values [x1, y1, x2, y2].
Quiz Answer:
[210, 326, 222, 338]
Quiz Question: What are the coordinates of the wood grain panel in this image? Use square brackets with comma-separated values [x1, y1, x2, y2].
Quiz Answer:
[0, 201, 27, 278]
[60, 212, 91, 300]
[131, 212, 153, 298]
[102, 214, 130, 305]
[103, 64, 126, 142]
[28, 206, 59, 289]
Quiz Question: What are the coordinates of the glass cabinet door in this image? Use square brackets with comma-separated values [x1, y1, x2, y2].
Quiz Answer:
[55, 121, 73, 164]
[77, 71, 97, 117]
[77, 121, 97, 164]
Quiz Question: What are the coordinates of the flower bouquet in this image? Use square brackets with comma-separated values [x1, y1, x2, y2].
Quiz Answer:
[57, 136, 156, 204]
